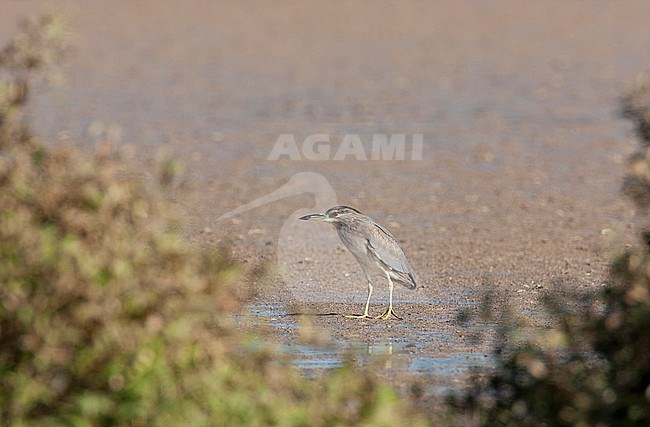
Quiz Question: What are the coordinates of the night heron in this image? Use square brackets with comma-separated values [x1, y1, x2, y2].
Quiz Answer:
[300, 206, 418, 320]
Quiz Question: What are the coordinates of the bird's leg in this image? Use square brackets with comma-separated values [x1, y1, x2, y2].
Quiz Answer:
[375, 273, 403, 320]
[344, 281, 373, 318]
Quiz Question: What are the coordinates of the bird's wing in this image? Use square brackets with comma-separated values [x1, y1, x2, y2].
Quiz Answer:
[366, 223, 418, 289]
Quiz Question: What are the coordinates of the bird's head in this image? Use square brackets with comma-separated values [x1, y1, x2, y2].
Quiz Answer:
[299, 205, 362, 223]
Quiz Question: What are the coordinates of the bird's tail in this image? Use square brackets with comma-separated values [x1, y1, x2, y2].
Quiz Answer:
[394, 272, 417, 290]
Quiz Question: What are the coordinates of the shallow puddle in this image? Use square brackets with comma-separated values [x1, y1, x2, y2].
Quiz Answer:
[237, 302, 496, 394]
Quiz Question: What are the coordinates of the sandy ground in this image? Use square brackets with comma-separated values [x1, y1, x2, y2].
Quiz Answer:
[3, 0, 650, 409]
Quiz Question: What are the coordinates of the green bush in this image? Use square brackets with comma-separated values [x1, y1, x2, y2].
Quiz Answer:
[449, 271, 650, 426]
[621, 74, 650, 208]
[621, 74, 650, 145]
[447, 78, 650, 426]
[0, 16, 425, 427]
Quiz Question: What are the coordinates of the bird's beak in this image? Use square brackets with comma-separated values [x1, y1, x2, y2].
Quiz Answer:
[299, 213, 328, 222]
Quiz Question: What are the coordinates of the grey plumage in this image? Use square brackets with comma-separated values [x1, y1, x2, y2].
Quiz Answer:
[334, 210, 417, 289]
[299, 205, 418, 320]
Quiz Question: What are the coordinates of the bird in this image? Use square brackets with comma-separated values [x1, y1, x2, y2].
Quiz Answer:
[300, 206, 418, 320]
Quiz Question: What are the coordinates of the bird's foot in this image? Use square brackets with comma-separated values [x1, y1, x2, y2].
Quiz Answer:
[374, 308, 403, 320]
[344, 313, 372, 319]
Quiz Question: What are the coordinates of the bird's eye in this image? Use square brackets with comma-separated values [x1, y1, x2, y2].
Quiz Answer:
[332, 211, 339, 217]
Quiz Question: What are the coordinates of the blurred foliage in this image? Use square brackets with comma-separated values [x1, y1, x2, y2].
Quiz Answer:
[447, 77, 650, 426]
[622, 74, 650, 208]
[449, 275, 650, 426]
[0, 15, 425, 426]
[622, 74, 650, 145]
[0, 14, 67, 147]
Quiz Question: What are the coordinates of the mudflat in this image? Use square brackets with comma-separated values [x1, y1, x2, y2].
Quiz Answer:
[4, 0, 650, 402]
